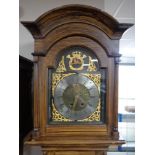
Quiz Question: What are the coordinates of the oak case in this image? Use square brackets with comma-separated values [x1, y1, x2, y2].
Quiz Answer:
[21, 5, 133, 155]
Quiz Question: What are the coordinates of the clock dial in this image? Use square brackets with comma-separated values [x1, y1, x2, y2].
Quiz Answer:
[48, 46, 106, 123]
[54, 74, 99, 120]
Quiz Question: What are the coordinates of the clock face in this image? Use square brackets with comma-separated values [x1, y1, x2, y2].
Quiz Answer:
[54, 74, 99, 120]
[48, 46, 106, 124]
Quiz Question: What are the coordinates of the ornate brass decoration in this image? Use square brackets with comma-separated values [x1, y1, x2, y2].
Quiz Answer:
[83, 73, 101, 91]
[56, 51, 98, 73]
[52, 73, 74, 95]
[87, 56, 97, 71]
[52, 103, 72, 122]
[56, 56, 66, 72]
[51, 73, 101, 122]
[66, 51, 86, 71]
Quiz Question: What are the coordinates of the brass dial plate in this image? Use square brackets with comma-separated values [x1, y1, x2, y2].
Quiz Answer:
[54, 74, 99, 120]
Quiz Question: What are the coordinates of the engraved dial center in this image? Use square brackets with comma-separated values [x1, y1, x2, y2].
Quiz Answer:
[63, 84, 90, 111]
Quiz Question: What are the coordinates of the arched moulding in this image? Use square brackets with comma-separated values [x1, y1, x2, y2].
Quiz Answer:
[45, 36, 109, 68]
[34, 23, 119, 58]
[21, 5, 133, 58]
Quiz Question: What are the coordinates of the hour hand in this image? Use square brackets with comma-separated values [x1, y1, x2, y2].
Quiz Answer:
[72, 95, 86, 110]
[72, 95, 79, 110]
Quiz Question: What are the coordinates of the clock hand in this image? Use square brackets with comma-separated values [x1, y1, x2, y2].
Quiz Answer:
[73, 95, 87, 110]
[72, 95, 79, 110]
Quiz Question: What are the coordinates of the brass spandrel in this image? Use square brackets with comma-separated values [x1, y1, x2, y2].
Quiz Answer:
[87, 56, 97, 71]
[56, 56, 66, 72]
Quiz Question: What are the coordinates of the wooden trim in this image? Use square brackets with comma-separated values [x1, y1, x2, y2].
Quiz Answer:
[33, 61, 40, 131]
[21, 5, 133, 40]
[112, 63, 119, 139]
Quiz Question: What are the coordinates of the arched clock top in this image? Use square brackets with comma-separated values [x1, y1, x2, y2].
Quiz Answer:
[21, 5, 133, 57]
[21, 5, 132, 40]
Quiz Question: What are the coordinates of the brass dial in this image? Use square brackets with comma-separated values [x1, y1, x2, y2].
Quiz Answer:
[54, 74, 99, 120]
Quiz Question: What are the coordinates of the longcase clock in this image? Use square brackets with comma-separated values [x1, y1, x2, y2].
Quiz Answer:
[21, 5, 133, 155]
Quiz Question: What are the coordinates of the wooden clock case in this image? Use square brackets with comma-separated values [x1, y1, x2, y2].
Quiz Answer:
[21, 5, 133, 155]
